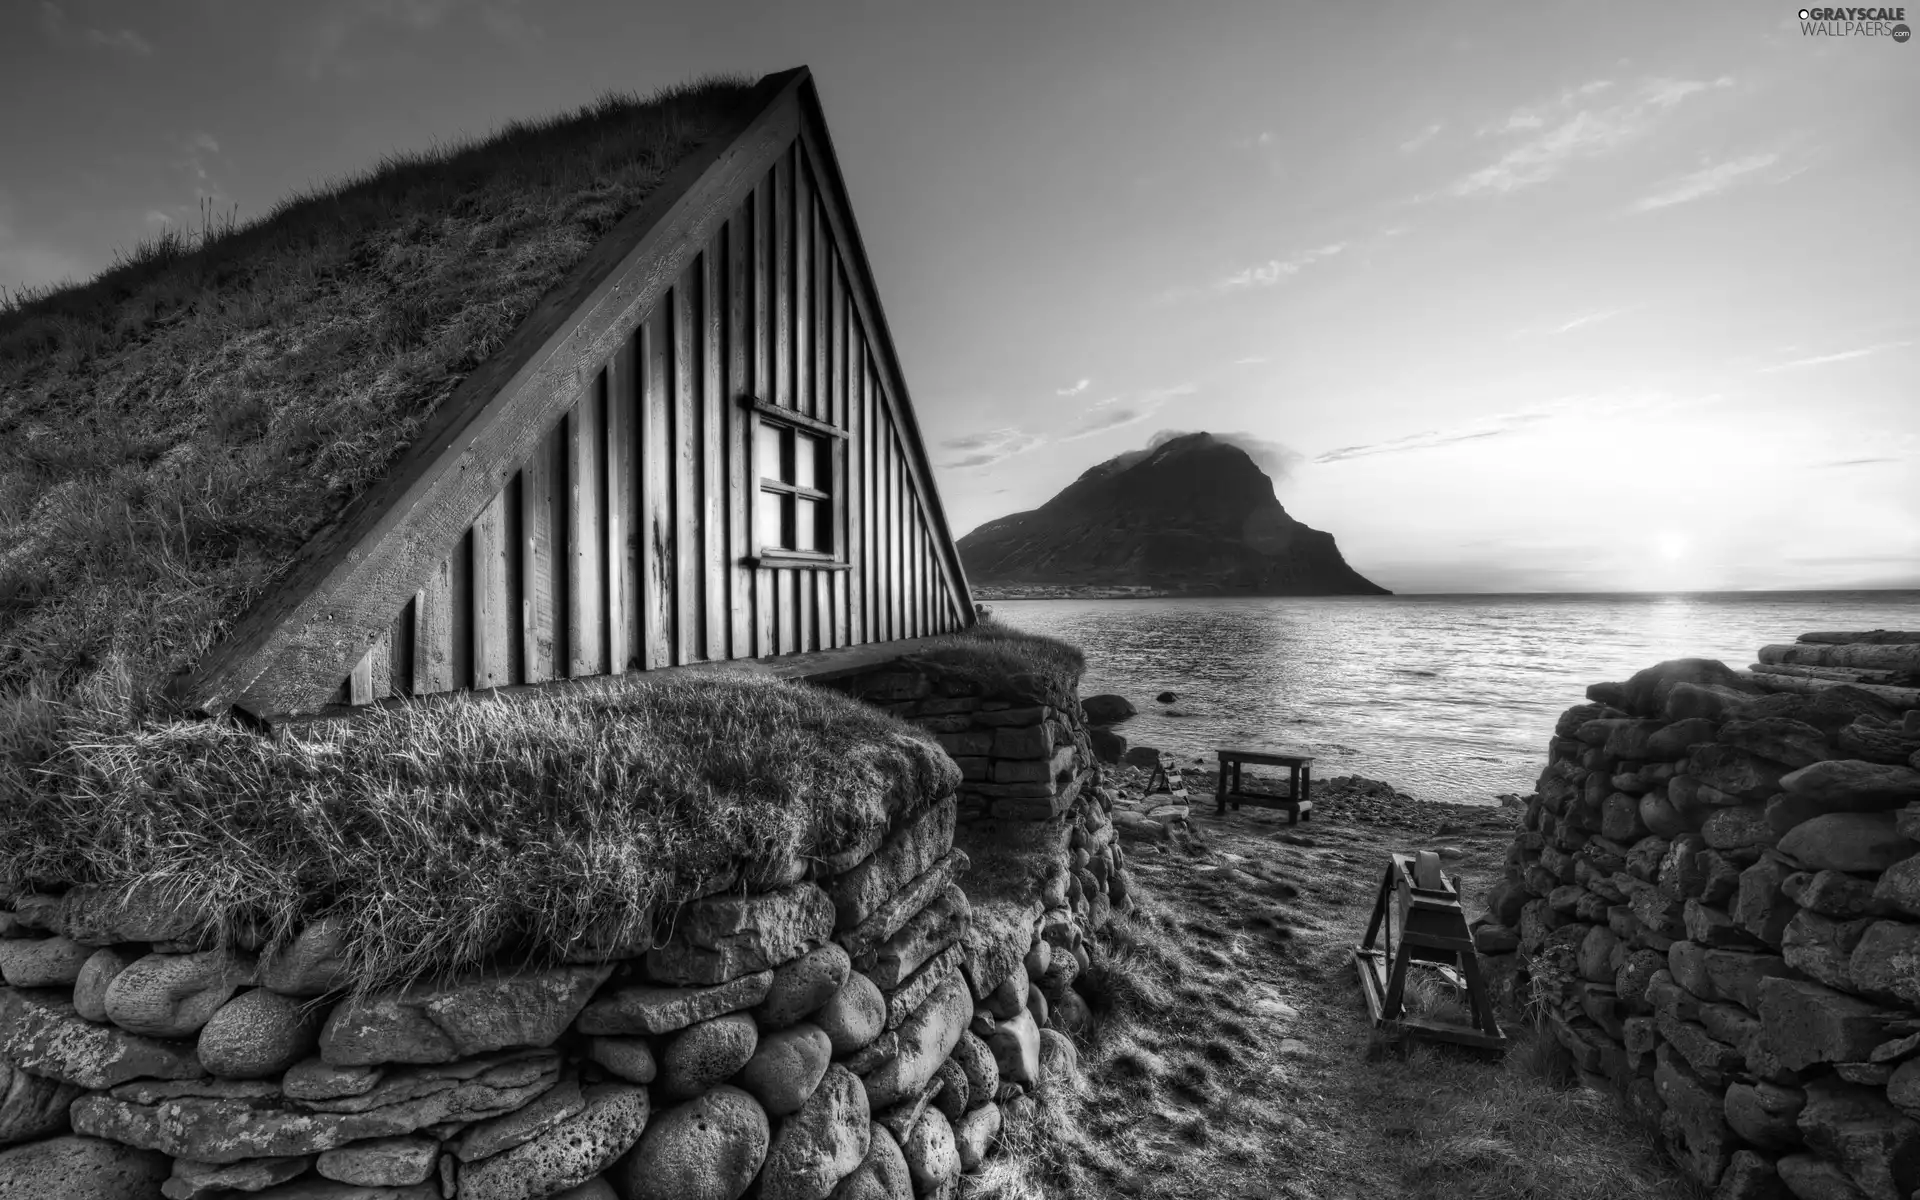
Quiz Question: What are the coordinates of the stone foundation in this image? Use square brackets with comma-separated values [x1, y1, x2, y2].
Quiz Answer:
[0, 781, 1124, 1199]
[1478, 631, 1920, 1200]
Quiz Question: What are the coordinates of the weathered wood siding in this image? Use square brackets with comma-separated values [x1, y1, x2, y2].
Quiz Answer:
[336, 140, 967, 703]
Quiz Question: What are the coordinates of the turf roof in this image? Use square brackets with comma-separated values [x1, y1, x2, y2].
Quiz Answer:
[0, 75, 755, 781]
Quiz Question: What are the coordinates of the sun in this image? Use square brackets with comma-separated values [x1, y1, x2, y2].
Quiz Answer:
[1654, 531, 1689, 562]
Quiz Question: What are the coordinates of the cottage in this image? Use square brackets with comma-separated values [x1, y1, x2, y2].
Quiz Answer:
[172, 67, 974, 725]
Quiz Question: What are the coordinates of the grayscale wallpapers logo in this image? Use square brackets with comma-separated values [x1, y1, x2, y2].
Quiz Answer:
[1798, 6, 1911, 38]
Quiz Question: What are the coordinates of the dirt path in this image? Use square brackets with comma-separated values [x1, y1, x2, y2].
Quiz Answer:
[981, 771, 1700, 1200]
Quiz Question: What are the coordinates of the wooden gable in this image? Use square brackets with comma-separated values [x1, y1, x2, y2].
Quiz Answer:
[187, 67, 974, 723]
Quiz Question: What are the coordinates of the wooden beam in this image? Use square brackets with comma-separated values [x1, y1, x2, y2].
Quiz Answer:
[725, 207, 751, 662]
[472, 490, 509, 689]
[642, 310, 675, 670]
[702, 239, 728, 662]
[675, 268, 703, 664]
[187, 69, 808, 720]
[417, 558, 454, 695]
[606, 333, 635, 675]
[567, 374, 606, 678]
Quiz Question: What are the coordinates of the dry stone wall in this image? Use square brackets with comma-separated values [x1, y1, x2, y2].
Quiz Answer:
[0, 759, 1124, 1199]
[1478, 631, 1920, 1200]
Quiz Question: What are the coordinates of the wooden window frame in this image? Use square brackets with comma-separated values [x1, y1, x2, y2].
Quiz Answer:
[744, 397, 853, 570]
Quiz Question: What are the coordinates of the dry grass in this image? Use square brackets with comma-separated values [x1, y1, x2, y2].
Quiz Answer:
[959, 792, 1699, 1199]
[1, 672, 953, 993]
[0, 76, 753, 784]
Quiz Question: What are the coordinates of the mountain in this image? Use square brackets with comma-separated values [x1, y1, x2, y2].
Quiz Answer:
[957, 432, 1389, 597]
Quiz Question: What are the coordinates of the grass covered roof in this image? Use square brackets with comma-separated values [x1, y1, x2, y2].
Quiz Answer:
[0, 76, 755, 784]
[2, 673, 957, 991]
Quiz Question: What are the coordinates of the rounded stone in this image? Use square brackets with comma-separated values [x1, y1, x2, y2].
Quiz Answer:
[827, 1123, 913, 1200]
[982, 962, 1027, 1021]
[929, 1057, 969, 1123]
[459, 1082, 649, 1200]
[73, 947, 142, 1023]
[552, 1180, 619, 1200]
[814, 970, 886, 1056]
[622, 1084, 769, 1200]
[0, 1057, 83, 1145]
[756, 943, 852, 1030]
[317, 1135, 439, 1186]
[952, 1102, 1002, 1172]
[759, 1063, 870, 1200]
[585, 1036, 657, 1084]
[661, 1013, 759, 1100]
[738, 1023, 831, 1116]
[1025, 987, 1048, 1029]
[0, 1135, 169, 1199]
[0, 935, 91, 988]
[103, 949, 250, 1038]
[198, 987, 323, 1079]
[950, 1032, 998, 1103]
[1053, 987, 1092, 1036]
[1022, 941, 1050, 981]
[900, 1107, 959, 1192]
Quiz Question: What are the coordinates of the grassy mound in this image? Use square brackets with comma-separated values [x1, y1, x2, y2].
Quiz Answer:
[0, 76, 753, 765]
[905, 618, 1086, 703]
[2, 673, 955, 992]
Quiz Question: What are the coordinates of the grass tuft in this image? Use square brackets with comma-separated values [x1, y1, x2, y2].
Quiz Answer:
[904, 617, 1086, 702]
[1, 672, 952, 993]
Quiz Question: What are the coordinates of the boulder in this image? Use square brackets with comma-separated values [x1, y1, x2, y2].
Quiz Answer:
[73, 946, 142, 1024]
[1087, 727, 1126, 764]
[103, 949, 251, 1038]
[985, 1007, 1041, 1088]
[0, 988, 204, 1089]
[757, 943, 853, 1031]
[1796, 1076, 1920, 1200]
[0, 935, 91, 988]
[458, 1081, 649, 1200]
[760, 1064, 871, 1200]
[899, 1107, 959, 1192]
[0, 1056, 82, 1147]
[1786, 870, 1887, 920]
[585, 1037, 657, 1085]
[1720, 718, 1834, 769]
[318, 993, 457, 1067]
[316, 1135, 438, 1185]
[865, 885, 971, 991]
[1122, 746, 1162, 769]
[198, 988, 322, 1079]
[814, 971, 887, 1057]
[623, 1085, 769, 1200]
[982, 960, 1028, 1021]
[1703, 807, 1780, 853]
[951, 1033, 998, 1106]
[1759, 976, 1897, 1071]
[0, 1134, 170, 1199]
[1702, 949, 1794, 1012]
[862, 974, 972, 1111]
[1714, 1150, 1787, 1200]
[1780, 761, 1920, 810]
[886, 946, 964, 1032]
[577, 971, 774, 1037]
[1724, 1081, 1807, 1150]
[258, 919, 351, 996]
[660, 1013, 759, 1101]
[453, 1075, 585, 1163]
[1736, 857, 1800, 947]
[1692, 744, 1792, 802]
[739, 1024, 832, 1116]
[825, 1123, 912, 1200]
[837, 855, 971, 965]
[1783, 912, 1876, 991]
[162, 1156, 311, 1198]
[648, 884, 837, 987]
[1779, 813, 1917, 874]
[1623, 659, 1755, 719]
[1776, 1153, 1874, 1200]
[1848, 921, 1920, 1006]
[1877, 857, 1920, 919]
[951, 1102, 1001, 1173]
[1081, 695, 1135, 724]
[929, 1058, 969, 1123]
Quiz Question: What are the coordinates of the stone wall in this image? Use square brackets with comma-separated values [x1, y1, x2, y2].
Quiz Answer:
[819, 660, 1095, 826]
[0, 767, 1117, 1198]
[1477, 631, 1920, 1200]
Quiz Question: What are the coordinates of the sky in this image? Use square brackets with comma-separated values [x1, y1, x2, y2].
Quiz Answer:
[3, 0, 1917, 593]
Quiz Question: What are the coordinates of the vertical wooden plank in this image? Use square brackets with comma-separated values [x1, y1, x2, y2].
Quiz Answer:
[815, 570, 831, 654]
[815, 187, 831, 427]
[859, 357, 874, 644]
[415, 568, 451, 695]
[830, 261, 849, 648]
[793, 152, 812, 420]
[892, 432, 906, 642]
[472, 490, 508, 689]
[780, 569, 798, 655]
[606, 335, 634, 675]
[675, 269, 702, 665]
[773, 148, 792, 410]
[568, 373, 606, 678]
[752, 178, 774, 659]
[726, 208, 752, 661]
[503, 474, 524, 684]
[520, 428, 561, 683]
[643, 310, 676, 670]
[703, 235, 728, 660]
[348, 645, 374, 706]
[389, 598, 415, 699]
[449, 528, 473, 690]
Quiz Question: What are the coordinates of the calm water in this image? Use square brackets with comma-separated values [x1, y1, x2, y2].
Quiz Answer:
[989, 592, 1920, 805]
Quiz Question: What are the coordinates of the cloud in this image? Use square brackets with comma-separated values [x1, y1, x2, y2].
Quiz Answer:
[38, 2, 153, 55]
[1822, 458, 1902, 467]
[939, 428, 1046, 470]
[1758, 340, 1912, 373]
[1054, 379, 1090, 397]
[1446, 76, 1732, 198]
[294, 0, 534, 79]
[1057, 383, 1199, 443]
[1138, 429, 1305, 481]
[1313, 410, 1560, 463]
[1630, 153, 1781, 212]
[1545, 306, 1630, 334]
[1233, 356, 1268, 365]
[1399, 122, 1443, 153]
[1217, 243, 1346, 291]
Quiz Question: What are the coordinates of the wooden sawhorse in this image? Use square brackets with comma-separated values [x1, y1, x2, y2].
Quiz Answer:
[1214, 746, 1314, 824]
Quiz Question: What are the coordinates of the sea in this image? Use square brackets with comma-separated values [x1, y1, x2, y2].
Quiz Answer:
[987, 592, 1920, 806]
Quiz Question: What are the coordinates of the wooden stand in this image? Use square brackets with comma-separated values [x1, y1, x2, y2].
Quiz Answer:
[1213, 746, 1313, 824]
[1350, 851, 1507, 1051]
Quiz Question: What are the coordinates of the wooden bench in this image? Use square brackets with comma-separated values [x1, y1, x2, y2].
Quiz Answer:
[1213, 746, 1314, 824]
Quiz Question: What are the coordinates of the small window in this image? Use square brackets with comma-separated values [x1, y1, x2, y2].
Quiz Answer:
[749, 399, 848, 566]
